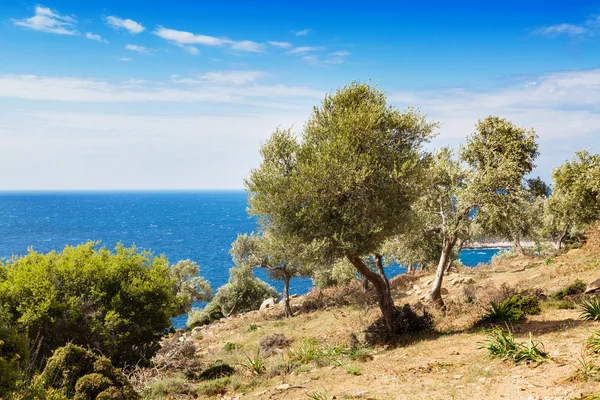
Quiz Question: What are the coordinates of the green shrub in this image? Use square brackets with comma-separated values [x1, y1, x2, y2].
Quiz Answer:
[551, 280, 587, 300]
[198, 362, 236, 380]
[142, 377, 196, 400]
[0, 306, 29, 397]
[481, 329, 548, 364]
[589, 331, 600, 354]
[34, 343, 139, 399]
[198, 377, 232, 396]
[581, 297, 600, 321]
[240, 349, 266, 375]
[346, 366, 362, 375]
[480, 294, 541, 323]
[0, 243, 190, 367]
[491, 248, 519, 263]
[187, 267, 277, 328]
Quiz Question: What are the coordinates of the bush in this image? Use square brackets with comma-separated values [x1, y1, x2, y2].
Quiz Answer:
[481, 329, 548, 364]
[141, 377, 196, 400]
[480, 294, 541, 323]
[198, 377, 232, 396]
[551, 280, 587, 300]
[198, 362, 236, 380]
[581, 297, 600, 321]
[0, 243, 186, 367]
[312, 259, 357, 289]
[491, 248, 519, 263]
[188, 267, 277, 327]
[0, 306, 29, 397]
[259, 333, 291, 357]
[365, 304, 433, 344]
[34, 343, 139, 399]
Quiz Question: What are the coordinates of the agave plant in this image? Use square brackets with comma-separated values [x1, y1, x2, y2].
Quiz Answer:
[581, 297, 600, 321]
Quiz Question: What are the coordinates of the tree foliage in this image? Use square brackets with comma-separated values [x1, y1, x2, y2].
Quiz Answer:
[246, 81, 437, 333]
[170, 260, 212, 314]
[544, 151, 600, 248]
[0, 305, 29, 397]
[0, 243, 184, 367]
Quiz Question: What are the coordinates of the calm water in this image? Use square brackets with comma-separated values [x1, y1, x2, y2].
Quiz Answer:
[0, 191, 502, 328]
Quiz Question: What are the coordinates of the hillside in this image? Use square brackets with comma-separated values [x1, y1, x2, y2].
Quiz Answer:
[134, 227, 600, 400]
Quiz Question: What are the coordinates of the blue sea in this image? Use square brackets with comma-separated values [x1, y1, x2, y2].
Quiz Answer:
[0, 191, 503, 328]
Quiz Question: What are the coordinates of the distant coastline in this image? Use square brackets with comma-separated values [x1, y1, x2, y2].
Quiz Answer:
[465, 240, 533, 250]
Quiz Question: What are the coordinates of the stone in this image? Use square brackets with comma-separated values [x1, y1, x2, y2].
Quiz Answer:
[585, 278, 600, 294]
[275, 384, 291, 391]
[441, 287, 449, 295]
[413, 284, 421, 291]
[454, 374, 463, 380]
[260, 297, 278, 310]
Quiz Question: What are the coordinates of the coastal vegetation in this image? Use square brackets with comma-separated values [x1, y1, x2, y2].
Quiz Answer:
[0, 81, 599, 398]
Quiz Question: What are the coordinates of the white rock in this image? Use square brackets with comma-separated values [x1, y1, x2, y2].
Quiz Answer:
[260, 297, 278, 310]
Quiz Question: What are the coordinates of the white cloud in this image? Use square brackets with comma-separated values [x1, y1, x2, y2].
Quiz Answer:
[330, 50, 350, 57]
[125, 44, 150, 53]
[85, 32, 108, 43]
[119, 57, 132, 62]
[183, 45, 199, 55]
[287, 46, 323, 54]
[295, 29, 310, 36]
[268, 41, 292, 49]
[13, 5, 77, 35]
[533, 15, 600, 38]
[0, 74, 323, 104]
[105, 16, 145, 34]
[154, 27, 264, 53]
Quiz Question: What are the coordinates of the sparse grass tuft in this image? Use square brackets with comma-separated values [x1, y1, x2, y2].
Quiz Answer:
[142, 377, 196, 399]
[581, 297, 600, 321]
[248, 323, 258, 331]
[346, 366, 362, 375]
[223, 342, 242, 352]
[240, 349, 266, 375]
[481, 328, 548, 364]
[589, 331, 600, 354]
[307, 390, 333, 400]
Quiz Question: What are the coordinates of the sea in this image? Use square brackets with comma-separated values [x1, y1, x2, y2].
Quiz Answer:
[0, 191, 503, 328]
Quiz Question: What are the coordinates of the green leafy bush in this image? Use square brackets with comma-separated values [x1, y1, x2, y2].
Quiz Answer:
[581, 297, 600, 321]
[0, 306, 29, 397]
[0, 243, 189, 367]
[141, 377, 196, 400]
[34, 343, 139, 399]
[480, 294, 541, 323]
[187, 267, 277, 328]
[198, 362, 236, 380]
[551, 280, 587, 300]
[491, 248, 519, 263]
[481, 329, 548, 364]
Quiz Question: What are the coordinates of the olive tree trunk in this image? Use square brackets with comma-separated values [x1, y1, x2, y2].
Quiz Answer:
[347, 253, 395, 335]
[557, 222, 570, 250]
[282, 268, 293, 318]
[513, 233, 526, 256]
[428, 236, 457, 308]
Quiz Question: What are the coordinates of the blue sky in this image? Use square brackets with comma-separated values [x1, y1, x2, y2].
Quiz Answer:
[0, 0, 599, 189]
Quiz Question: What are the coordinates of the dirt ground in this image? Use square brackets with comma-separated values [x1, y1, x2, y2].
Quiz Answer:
[142, 232, 600, 400]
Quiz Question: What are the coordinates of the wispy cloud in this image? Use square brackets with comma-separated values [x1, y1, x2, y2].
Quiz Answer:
[85, 32, 108, 43]
[330, 50, 350, 57]
[13, 5, 77, 35]
[125, 44, 150, 53]
[105, 16, 145, 34]
[295, 29, 310, 36]
[0, 74, 323, 104]
[119, 57, 132, 62]
[171, 71, 268, 85]
[154, 26, 264, 53]
[286, 46, 323, 54]
[533, 15, 600, 38]
[268, 41, 292, 49]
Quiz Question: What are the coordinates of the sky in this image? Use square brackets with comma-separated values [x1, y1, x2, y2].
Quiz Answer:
[0, 0, 599, 190]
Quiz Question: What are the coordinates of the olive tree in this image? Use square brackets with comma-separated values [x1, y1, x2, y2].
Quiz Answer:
[170, 260, 213, 314]
[230, 232, 313, 317]
[544, 151, 600, 249]
[246, 82, 436, 334]
[423, 117, 539, 307]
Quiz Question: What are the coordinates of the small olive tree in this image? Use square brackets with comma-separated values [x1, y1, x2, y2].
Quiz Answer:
[230, 232, 313, 317]
[421, 117, 539, 307]
[246, 82, 436, 334]
[170, 260, 213, 314]
[544, 151, 600, 249]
